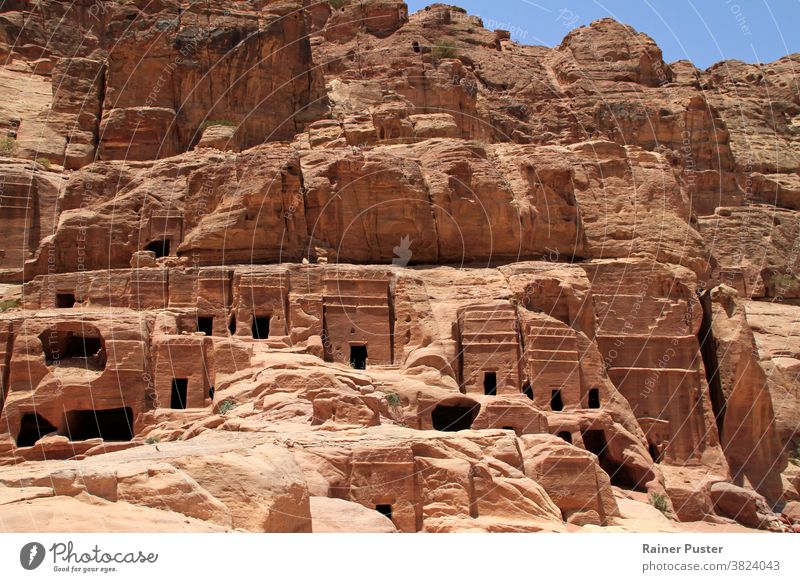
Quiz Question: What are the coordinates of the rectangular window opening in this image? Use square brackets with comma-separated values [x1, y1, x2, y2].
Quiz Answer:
[56, 293, 76, 308]
[483, 372, 497, 396]
[252, 316, 270, 340]
[550, 389, 564, 411]
[171, 378, 189, 410]
[350, 344, 368, 370]
[197, 316, 214, 336]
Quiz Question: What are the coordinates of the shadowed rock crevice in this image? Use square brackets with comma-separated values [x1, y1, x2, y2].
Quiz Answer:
[698, 289, 726, 435]
[0, 1, 798, 533]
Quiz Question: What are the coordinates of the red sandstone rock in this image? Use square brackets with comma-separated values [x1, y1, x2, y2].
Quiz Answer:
[709, 481, 774, 529]
[0, 1, 797, 534]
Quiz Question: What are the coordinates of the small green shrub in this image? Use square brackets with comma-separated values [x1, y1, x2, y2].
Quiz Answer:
[385, 392, 402, 407]
[432, 40, 458, 60]
[35, 157, 51, 169]
[0, 137, 16, 156]
[144, 436, 160, 445]
[0, 299, 20, 312]
[200, 119, 236, 132]
[649, 492, 669, 515]
[329, 0, 347, 9]
[218, 400, 239, 415]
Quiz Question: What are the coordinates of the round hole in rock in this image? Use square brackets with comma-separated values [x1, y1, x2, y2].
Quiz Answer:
[431, 399, 480, 431]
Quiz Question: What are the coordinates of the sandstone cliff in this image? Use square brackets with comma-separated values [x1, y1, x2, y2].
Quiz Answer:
[0, 1, 798, 533]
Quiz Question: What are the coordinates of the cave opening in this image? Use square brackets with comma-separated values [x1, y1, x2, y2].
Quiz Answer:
[376, 504, 393, 520]
[350, 344, 368, 370]
[171, 378, 188, 410]
[483, 372, 497, 396]
[144, 239, 170, 258]
[550, 389, 564, 411]
[431, 401, 480, 432]
[582, 429, 640, 489]
[558, 431, 572, 444]
[56, 293, 76, 308]
[648, 442, 663, 464]
[522, 381, 533, 400]
[698, 290, 726, 436]
[197, 316, 214, 336]
[252, 316, 271, 340]
[228, 314, 237, 335]
[412, 40, 420, 53]
[61, 408, 134, 441]
[16, 413, 57, 447]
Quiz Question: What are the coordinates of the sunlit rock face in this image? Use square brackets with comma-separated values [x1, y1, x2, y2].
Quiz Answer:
[0, 1, 797, 533]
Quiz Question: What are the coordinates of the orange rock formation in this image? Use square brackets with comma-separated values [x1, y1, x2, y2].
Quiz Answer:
[0, 1, 798, 533]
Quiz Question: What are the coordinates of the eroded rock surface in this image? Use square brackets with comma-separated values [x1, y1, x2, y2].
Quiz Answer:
[1, 1, 798, 533]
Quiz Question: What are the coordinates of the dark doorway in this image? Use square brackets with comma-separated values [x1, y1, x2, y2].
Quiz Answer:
[61, 408, 134, 441]
[197, 316, 214, 336]
[558, 431, 572, 444]
[376, 504, 393, 520]
[171, 378, 188, 409]
[483, 372, 497, 396]
[648, 443, 663, 464]
[209, 386, 215, 400]
[522, 381, 533, 400]
[588, 388, 600, 409]
[16, 413, 57, 447]
[56, 293, 75, 308]
[228, 314, 237, 335]
[697, 290, 725, 435]
[550, 389, 564, 411]
[582, 429, 639, 489]
[350, 344, 368, 370]
[582, 429, 606, 456]
[412, 41, 420, 53]
[252, 316, 270, 340]
[65, 335, 102, 359]
[145, 239, 170, 258]
[431, 401, 480, 431]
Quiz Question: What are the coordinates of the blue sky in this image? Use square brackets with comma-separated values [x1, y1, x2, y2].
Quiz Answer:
[405, 0, 800, 69]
